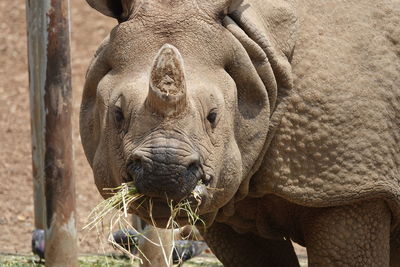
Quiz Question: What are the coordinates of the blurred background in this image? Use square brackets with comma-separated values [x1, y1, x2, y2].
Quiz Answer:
[0, 0, 115, 254]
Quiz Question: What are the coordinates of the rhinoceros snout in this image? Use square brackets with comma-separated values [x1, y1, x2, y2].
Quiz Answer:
[127, 149, 204, 200]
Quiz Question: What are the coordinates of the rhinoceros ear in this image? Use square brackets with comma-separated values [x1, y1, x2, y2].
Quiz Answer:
[226, 42, 271, 199]
[206, 0, 244, 15]
[85, 0, 136, 22]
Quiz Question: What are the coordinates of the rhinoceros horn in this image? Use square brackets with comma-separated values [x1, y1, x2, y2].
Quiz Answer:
[146, 44, 187, 117]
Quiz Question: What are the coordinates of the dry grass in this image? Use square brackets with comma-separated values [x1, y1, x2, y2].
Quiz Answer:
[83, 182, 143, 232]
[84, 182, 205, 266]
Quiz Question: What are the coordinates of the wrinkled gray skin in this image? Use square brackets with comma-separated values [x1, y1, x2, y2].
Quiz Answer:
[81, 0, 400, 266]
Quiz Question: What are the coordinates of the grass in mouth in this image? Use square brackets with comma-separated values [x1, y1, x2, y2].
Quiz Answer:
[84, 182, 205, 265]
[83, 182, 143, 232]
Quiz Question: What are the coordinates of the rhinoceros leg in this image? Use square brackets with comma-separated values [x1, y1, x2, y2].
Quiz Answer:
[303, 200, 391, 267]
[203, 222, 300, 267]
[138, 225, 174, 267]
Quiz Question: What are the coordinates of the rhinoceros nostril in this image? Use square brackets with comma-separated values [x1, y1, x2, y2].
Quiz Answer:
[185, 152, 201, 168]
[187, 162, 200, 172]
[127, 159, 143, 181]
[185, 158, 204, 182]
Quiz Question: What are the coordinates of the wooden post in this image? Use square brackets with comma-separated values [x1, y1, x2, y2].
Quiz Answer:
[26, 0, 77, 266]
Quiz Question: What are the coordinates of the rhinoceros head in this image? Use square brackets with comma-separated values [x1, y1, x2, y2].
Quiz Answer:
[81, 0, 271, 226]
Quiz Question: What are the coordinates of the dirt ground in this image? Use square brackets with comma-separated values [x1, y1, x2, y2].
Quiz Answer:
[0, 0, 307, 263]
[0, 254, 225, 267]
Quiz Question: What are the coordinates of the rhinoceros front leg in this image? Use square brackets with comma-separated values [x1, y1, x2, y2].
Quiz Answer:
[303, 200, 391, 267]
[138, 225, 174, 267]
[203, 221, 300, 267]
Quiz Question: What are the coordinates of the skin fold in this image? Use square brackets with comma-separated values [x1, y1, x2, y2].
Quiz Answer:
[81, 0, 400, 266]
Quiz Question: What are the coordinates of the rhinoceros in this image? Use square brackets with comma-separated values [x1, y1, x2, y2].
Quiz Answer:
[80, 0, 400, 266]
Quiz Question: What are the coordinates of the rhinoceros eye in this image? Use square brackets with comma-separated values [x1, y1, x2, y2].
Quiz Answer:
[207, 110, 217, 125]
[114, 106, 124, 127]
[113, 97, 124, 127]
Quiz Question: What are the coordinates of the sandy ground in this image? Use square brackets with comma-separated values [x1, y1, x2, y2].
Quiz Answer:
[0, 0, 307, 263]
